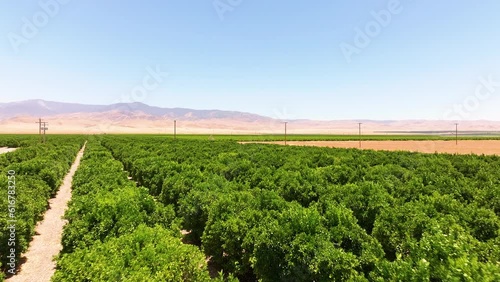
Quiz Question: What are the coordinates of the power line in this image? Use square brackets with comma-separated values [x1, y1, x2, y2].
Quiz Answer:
[358, 123, 362, 148]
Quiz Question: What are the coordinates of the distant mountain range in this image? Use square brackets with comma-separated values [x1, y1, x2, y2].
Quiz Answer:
[0, 99, 270, 122]
[1, 99, 500, 134]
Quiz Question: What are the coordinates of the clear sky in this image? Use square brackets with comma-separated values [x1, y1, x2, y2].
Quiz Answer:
[1, 0, 500, 120]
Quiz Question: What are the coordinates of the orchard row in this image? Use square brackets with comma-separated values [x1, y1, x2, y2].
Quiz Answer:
[101, 136, 500, 281]
[0, 136, 85, 280]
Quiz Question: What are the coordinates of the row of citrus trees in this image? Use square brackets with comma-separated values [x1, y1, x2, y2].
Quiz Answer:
[52, 139, 234, 281]
[101, 136, 500, 281]
[0, 135, 39, 148]
[0, 136, 84, 280]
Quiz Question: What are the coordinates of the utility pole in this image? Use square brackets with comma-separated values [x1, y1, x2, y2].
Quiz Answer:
[284, 122, 288, 146]
[36, 118, 49, 143]
[358, 123, 362, 148]
[42, 121, 48, 143]
[174, 120, 177, 140]
[455, 123, 458, 145]
[36, 118, 42, 143]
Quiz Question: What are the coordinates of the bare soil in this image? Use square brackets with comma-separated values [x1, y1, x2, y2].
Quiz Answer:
[7, 143, 86, 282]
[0, 147, 17, 154]
[248, 140, 500, 156]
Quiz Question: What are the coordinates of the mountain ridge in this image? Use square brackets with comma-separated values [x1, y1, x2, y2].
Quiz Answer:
[1, 100, 500, 134]
[0, 99, 271, 122]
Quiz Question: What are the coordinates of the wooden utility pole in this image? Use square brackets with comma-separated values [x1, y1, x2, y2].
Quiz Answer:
[42, 121, 48, 143]
[284, 122, 288, 146]
[36, 118, 48, 143]
[358, 123, 362, 148]
[37, 118, 41, 143]
[174, 120, 177, 140]
[455, 123, 458, 145]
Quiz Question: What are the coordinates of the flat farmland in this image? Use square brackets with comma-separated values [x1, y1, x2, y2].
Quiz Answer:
[245, 140, 500, 155]
[2, 135, 500, 281]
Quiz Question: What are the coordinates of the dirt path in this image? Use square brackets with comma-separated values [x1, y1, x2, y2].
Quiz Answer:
[7, 143, 86, 282]
[242, 140, 500, 156]
[0, 147, 17, 154]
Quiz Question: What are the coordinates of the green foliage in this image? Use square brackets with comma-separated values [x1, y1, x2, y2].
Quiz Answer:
[175, 174, 238, 243]
[61, 186, 176, 253]
[54, 225, 214, 282]
[96, 136, 500, 280]
[321, 182, 393, 234]
[54, 140, 217, 280]
[202, 190, 286, 277]
[464, 206, 500, 242]
[317, 201, 385, 276]
[0, 136, 84, 276]
[371, 221, 500, 281]
[251, 203, 365, 281]
[0, 135, 39, 148]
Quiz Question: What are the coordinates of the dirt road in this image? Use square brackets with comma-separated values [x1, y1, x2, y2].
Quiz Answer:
[0, 147, 17, 154]
[7, 143, 86, 282]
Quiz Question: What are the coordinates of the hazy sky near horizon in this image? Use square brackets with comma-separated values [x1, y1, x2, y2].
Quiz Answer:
[1, 0, 500, 120]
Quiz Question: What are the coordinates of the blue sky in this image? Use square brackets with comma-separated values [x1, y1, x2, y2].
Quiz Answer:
[1, 0, 500, 120]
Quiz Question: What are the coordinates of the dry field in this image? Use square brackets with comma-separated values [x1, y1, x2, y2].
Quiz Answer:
[251, 140, 500, 156]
